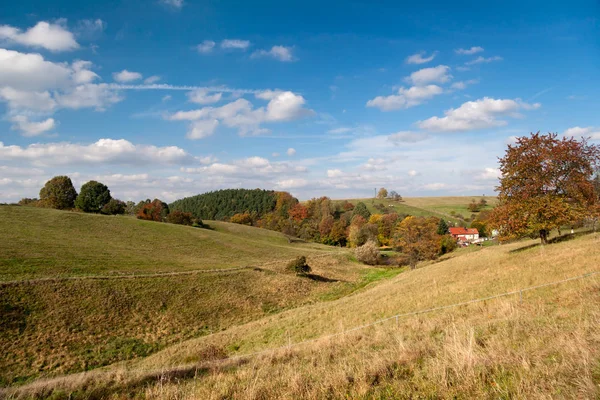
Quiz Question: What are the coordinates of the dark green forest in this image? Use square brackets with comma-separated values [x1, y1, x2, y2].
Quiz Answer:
[169, 189, 279, 220]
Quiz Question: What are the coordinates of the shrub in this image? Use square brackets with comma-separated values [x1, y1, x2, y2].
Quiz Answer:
[166, 210, 194, 226]
[355, 241, 380, 265]
[39, 176, 78, 210]
[287, 256, 311, 276]
[101, 199, 126, 215]
[18, 198, 39, 207]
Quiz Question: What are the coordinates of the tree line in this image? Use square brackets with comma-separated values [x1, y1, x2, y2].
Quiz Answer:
[19, 177, 201, 227]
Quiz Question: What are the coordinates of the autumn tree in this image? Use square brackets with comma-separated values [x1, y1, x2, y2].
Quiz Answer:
[490, 132, 600, 244]
[230, 212, 253, 225]
[288, 203, 308, 222]
[75, 181, 111, 213]
[377, 188, 388, 199]
[39, 176, 78, 210]
[393, 216, 440, 268]
[166, 210, 195, 225]
[137, 199, 170, 222]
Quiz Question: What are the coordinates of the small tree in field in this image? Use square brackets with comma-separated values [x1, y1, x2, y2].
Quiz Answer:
[137, 199, 169, 222]
[166, 210, 194, 225]
[377, 188, 388, 199]
[287, 256, 311, 276]
[355, 241, 379, 265]
[352, 202, 371, 220]
[39, 176, 78, 210]
[75, 181, 111, 213]
[491, 132, 600, 244]
[436, 218, 449, 235]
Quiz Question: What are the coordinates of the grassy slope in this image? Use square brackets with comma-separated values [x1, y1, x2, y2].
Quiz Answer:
[329, 196, 498, 223]
[13, 231, 600, 399]
[0, 206, 339, 281]
[0, 206, 374, 385]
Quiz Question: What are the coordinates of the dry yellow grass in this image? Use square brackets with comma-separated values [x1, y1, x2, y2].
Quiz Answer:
[7, 232, 600, 399]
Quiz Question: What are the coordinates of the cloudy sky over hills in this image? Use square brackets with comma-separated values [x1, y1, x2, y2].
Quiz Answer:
[0, 0, 598, 202]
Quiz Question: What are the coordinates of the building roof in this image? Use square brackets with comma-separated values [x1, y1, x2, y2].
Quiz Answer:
[449, 227, 479, 235]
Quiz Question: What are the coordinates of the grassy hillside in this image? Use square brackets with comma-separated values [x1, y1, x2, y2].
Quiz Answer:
[9, 230, 599, 399]
[0, 206, 339, 281]
[0, 206, 377, 385]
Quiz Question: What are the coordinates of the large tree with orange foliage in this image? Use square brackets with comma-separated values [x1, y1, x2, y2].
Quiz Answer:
[490, 132, 600, 244]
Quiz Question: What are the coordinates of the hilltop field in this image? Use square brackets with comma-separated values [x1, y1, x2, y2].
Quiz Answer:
[1, 200, 599, 399]
[329, 196, 498, 224]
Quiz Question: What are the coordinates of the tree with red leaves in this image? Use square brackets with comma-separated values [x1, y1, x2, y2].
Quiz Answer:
[491, 132, 600, 244]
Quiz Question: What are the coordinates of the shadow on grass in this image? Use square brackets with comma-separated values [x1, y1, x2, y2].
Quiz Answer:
[509, 230, 594, 254]
[304, 273, 341, 283]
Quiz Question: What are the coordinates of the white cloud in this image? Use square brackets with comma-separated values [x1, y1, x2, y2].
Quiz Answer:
[450, 79, 478, 90]
[408, 170, 419, 177]
[564, 126, 600, 139]
[327, 169, 343, 178]
[272, 152, 280, 157]
[362, 158, 387, 171]
[276, 178, 308, 189]
[0, 21, 79, 52]
[71, 60, 99, 84]
[455, 46, 484, 55]
[417, 97, 540, 132]
[187, 119, 219, 139]
[169, 91, 314, 137]
[366, 85, 443, 111]
[144, 75, 161, 84]
[388, 131, 429, 143]
[287, 148, 296, 156]
[188, 89, 222, 104]
[251, 46, 294, 62]
[197, 40, 216, 53]
[113, 69, 143, 82]
[405, 65, 452, 85]
[162, 95, 172, 102]
[0, 87, 57, 112]
[0, 48, 72, 91]
[465, 56, 502, 65]
[406, 51, 437, 64]
[10, 116, 55, 136]
[475, 167, 501, 181]
[160, 0, 184, 8]
[0, 138, 195, 166]
[221, 39, 250, 50]
[54, 83, 123, 111]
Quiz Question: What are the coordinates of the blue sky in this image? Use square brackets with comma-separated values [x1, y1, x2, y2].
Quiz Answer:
[0, 0, 598, 202]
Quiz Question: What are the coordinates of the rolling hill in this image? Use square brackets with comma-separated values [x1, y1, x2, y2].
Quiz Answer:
[3, 202, 599, 398]
[0, 206, 381, 386]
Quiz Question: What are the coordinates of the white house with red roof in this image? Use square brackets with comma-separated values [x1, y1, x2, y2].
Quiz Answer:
[449, 227, 479, 242]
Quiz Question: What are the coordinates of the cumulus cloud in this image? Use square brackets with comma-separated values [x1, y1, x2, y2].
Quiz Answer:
[276, 178, 308, 189]
[144, 75, 161, 84]
[465, 56, 502, 65]
[0, 21, 79, 52]
[169, 91, 314, 137]
[188, 89, 222, 104]
[405, 65, 452, 85]
[113, 69, 143, 82]
[54, 83, 123, 111]
[0, 138, 195, 166]
[251, 46, 294, 62]
[408, 170, 419, 177]
[564, 126, 600, 139]
[10, 116, 55, 136]
[197, 40, 216, 53]
[417, 97, 540, 132]
[362, 158, 387, 171]
[455, 46, 484, 55]
[0, 87, 57, 112]
[406, 51, 437, 64]
[366, 85, 443, 111]
[187, 119, 219, 139]
[75, 19, 105, 39]
[287, 148, 296, 156]
[0, 48, 72, 91]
